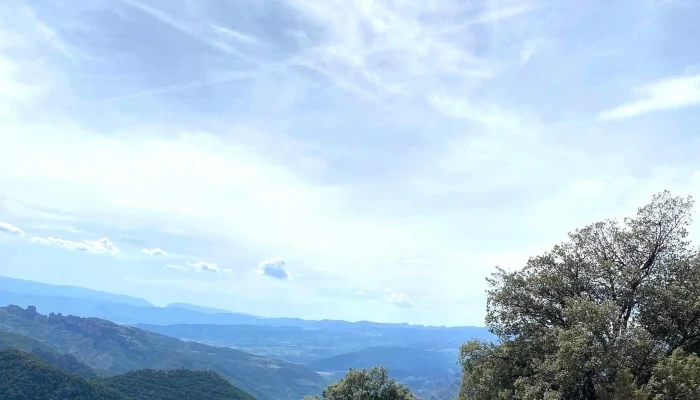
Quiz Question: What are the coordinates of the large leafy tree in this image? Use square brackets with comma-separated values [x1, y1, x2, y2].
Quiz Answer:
[307, 367, 418, 400]
[459, 191, 699, 399]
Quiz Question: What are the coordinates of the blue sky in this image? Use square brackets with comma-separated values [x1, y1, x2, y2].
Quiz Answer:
[1, 0, 699, 326]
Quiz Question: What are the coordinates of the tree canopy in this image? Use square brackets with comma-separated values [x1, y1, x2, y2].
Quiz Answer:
[459, 191, 700, 399]
[306, 367, 419, 400]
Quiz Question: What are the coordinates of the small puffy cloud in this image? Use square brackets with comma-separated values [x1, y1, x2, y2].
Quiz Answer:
[190, 261, 220, 273]
[0, 221, 25, 236]
[142, 247, 169, 256]
[386, 291, 414, 308]
[254, 257, 291, 280]
[31, 236, 119, 255]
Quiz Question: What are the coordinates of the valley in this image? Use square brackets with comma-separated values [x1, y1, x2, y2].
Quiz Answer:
[0, 276, 491, 399]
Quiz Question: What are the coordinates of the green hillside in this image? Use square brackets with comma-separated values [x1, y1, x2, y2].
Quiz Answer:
[0, 349, 256, 400]
[0, 349, 125, 400]
[102, 369, 256, 400]
[0, 305, 324, 400]
[0, 330, 97, 378]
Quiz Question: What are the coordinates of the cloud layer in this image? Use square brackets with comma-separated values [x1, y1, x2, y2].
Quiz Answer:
[1, 0, 699, 325]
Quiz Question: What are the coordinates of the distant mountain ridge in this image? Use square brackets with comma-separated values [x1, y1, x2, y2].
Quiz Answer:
[0, 275, 488, 330]
[0, 305, 325, 400]
[166, 302, 255, 316]
[0, 276, 152, 307]
[0, 276, 491, 400]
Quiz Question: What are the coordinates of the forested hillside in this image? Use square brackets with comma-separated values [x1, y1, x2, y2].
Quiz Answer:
[0, 305, 324, 400]
[0, 350, 125, 400]
[0, 349, 255, 400]
[0, 330, 97, 378]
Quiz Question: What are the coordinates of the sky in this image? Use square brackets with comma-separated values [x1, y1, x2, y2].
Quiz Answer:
[1, 0, 700, 326]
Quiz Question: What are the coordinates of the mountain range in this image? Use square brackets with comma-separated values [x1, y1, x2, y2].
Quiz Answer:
[0, 275, 492, 399]
[0, 305, 324, 400]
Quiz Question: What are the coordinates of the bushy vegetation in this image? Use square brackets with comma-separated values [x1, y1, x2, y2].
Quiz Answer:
[457, 191, 700, 399]
[305, 367, 419, 400]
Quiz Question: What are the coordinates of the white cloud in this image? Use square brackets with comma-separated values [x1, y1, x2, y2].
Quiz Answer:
[190, 261, 220, 273]
[386, 291, 414, 308]
[165, 262, 224, 274]
[356, 290, 366, 296]
[2, 0, 700, 325]
[282, 0, 528, 100]
[31, 236, 119, 255]
[598, 72, 700, 120]
[141, 247, 168, 256]
[255, 257, 291, 280]
[0, 221, 24, 236]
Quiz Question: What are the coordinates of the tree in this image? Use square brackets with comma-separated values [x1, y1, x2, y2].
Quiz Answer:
[315, 367, 419, 400]
[459, 191, 698, 399]
[645, 348, 700, 400]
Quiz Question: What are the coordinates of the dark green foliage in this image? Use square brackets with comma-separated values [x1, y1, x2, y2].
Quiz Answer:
[645, 348, 700, 400]
[0, 306, 323, 400]
[458, 191, 700, 399]
[319, 367, 419, 400]
[0, 349, 257, 400]
[0, 349, 125, 400]
[101, 369, 256, 400]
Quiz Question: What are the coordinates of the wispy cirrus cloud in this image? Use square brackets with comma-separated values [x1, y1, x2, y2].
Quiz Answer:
[282, 0, 527, 101]
[2, 0, 700, 325]
[598, 72, 700, 120]
[166, 261, 233, 276]
[142, 247, 169, 256]
[31, 236, 119, 255]
[0, 221, 24, 236]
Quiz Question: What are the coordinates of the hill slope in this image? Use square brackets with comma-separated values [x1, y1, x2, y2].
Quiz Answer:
[0, 349, 125, 400]
[102, 369, 256, 400]
[0, 305, 324, 400]
[0, 330, 97, 378]
[0, 349, 256, 400]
